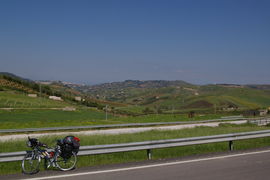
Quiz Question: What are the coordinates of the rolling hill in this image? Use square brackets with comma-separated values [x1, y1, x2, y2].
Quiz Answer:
[70, 80, 270, 114]
[0, 72, 116, 109]
[1, 73, 270, 115]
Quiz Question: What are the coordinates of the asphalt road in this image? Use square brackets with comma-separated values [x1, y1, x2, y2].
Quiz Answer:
[7, 148, 269, 180]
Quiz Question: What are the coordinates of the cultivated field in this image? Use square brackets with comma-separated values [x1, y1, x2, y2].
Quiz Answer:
[0, 91, 71, 108]
[0, 109, 225, 129]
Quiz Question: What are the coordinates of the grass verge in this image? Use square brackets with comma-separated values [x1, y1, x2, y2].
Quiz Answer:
[0, 109, 227, 129]
[1, 123, 270, 175]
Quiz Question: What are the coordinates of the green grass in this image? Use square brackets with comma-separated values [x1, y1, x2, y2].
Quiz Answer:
[116, 105, 146, 114]
[198, 86, 270, 108]
[224, 88, 270, 107]
[0, 91, 71, 108]
[1, 123, 268, 152]
[110, 85, 270, 112]
[1, 123, 270, 175]
[114, 113, 223, 123]
[0, 109, 114, 129]
[0, 109, 225, 129]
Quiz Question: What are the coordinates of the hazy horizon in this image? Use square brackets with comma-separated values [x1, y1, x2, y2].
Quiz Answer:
[2, 71, 270, 87]
[1, 0, 270, 85]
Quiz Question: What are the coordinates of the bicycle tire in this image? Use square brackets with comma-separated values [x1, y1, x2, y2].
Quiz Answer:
[55, 152, 77, 171]
[22, 152, 41, 174]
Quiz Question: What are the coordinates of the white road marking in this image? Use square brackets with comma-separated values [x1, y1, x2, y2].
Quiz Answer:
[21, 149, 270, 180]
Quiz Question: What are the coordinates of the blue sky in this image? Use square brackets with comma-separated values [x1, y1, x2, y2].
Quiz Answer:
[0, 0, 270, 85]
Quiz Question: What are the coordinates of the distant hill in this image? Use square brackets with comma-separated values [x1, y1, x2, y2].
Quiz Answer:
[89, 80, 192, 89]
[0, 73, 115, 109]
[246, 84, 270, 90]
[0, 72, 33, 82]
[1, 73, 270, 114]
[69, 80, 270, 114]
[71, 80, 194, 100]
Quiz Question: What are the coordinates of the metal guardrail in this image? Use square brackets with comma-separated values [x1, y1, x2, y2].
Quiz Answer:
[1, 129, 270, 163]
[0, 117, 246, 133]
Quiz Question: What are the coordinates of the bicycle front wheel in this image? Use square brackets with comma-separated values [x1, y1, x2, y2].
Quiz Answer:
[56, 152, 77, 171]
[22, 152, 41, 174]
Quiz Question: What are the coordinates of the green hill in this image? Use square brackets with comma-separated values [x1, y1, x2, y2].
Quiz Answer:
[0, 73, 115, 129]
[1, 73, 269, 115]
[0, 91, 71, 108]
[0, 73, 112, 109]
[74, 80, 195, 102]
[73, 81, 270, 114]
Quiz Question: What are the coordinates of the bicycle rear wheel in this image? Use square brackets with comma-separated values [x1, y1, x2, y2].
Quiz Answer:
[55, 152, 77, 171]
[22, 152, 41, 174]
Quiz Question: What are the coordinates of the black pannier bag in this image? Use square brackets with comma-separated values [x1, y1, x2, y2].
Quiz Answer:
[57, 136, 80, 158]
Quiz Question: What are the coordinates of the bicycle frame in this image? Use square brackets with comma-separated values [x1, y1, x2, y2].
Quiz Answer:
[44, 146, 61, 168]
[22, 138, 78, 174]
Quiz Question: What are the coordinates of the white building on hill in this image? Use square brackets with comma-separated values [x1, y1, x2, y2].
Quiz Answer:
[28, 94, 37, 98]
[49, 96, 62, 101]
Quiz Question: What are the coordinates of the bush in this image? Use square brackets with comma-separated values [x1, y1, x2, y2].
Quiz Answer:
[143, 107, 154, 114]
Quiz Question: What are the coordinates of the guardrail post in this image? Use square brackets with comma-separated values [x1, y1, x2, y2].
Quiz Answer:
[147, 149, 152, 160]
[229, 141, 233, 151]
